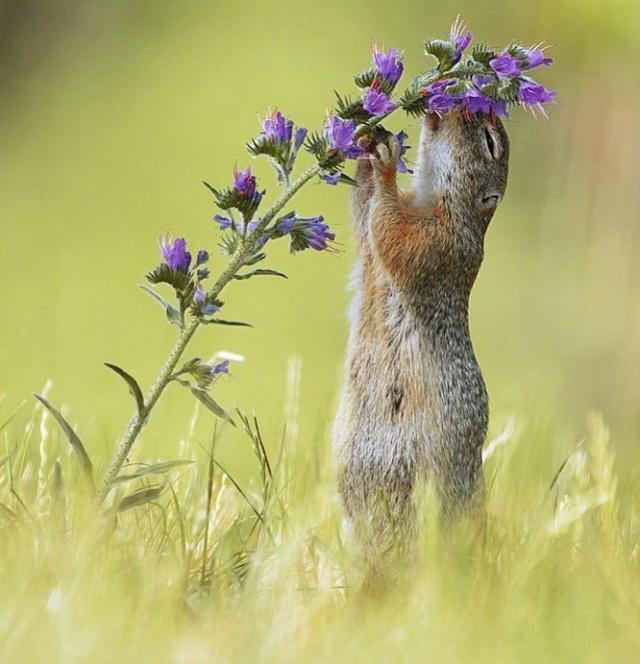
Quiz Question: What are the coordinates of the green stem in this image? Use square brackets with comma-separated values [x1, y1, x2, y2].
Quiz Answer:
[98, 162, 323, 503]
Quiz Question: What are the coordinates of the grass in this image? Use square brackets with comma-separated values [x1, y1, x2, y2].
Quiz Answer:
[1, 384, 638, 663]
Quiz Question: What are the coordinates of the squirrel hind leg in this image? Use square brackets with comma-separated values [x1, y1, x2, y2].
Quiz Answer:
[434, 453, 486, 526]
[339, 467, 417, 582]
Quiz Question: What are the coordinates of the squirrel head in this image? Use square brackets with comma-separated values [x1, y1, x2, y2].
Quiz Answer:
[414, 110, 509, 233]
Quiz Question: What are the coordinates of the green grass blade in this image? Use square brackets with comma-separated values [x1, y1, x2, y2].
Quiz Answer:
[112, 460, 194, 484]
[117, 485, 165, 512]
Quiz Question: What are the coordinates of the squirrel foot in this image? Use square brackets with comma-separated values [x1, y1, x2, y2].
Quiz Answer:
[371, 138, 400, 181]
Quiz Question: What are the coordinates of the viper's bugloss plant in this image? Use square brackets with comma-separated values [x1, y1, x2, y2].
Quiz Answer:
[34, 17, 555, 509]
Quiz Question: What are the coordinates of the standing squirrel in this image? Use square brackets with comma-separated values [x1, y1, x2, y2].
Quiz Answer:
[333, 109, 509, 557]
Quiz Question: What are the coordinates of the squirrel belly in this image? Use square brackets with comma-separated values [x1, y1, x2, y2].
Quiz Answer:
[334, 111, 509, 537]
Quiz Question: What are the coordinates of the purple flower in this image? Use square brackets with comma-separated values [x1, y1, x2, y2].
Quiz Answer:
[193, 283, 219, 316]
[490, 51, 522, 78]
[195, 249, 209, 266]
[428, 94, 460, 115]
[427, 91, 461, 115]
[450, 20, 472, 64]
[278, 213, 335, 252]
[463, 87, 492, 115]
[211, 360, 230, 376]
[372, 46, 404, 85]
[277, 214, 297, 234]
[524, 48, 553, 69]
[423, 79, 461, 115]
[518, 79, 556, 105]
[362, 87, 396, 117]
[473, 74, 495, 89]
[294, 126, 308, 151]
[213, 214, 233, 231]
[395, 131, 413, 174]
[233, 166, 257, 199]
[320, 172, 341, 185]
[262, 109, 293, 143]
[324, 116, 361, 158]
[491, 98, 509, 118]
[160, 236, 191, 271]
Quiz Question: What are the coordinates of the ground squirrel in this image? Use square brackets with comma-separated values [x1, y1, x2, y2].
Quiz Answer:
[333, 110, 509, 557]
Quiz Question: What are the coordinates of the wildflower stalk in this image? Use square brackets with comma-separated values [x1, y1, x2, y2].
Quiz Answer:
[99, 162, 322, 503]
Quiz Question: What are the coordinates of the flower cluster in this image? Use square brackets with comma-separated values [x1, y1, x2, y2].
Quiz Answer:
[276, 212, 336, 253]
[171, 356, 232, 392]
[247, 109, 307, 184]
[205, 165, 265, 222]
[419, 22, 555, 118]
[323, 116, 361, 159]
[319, 46, 406, 163]
[146, 236, 219, 324]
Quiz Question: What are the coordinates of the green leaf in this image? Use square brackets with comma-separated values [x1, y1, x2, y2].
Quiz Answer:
[354, 68, 376, 89]
[104, 363, 145, 418]
[139, 285, 182, 326]
[472, 43, 496, 66]
[497, 77, 521, 102]
[218, 232, 239, 257]
[189, 388, 235, 427]
[145, 263, 192, 293]
[400, 84, 428, 118]
[337, 173, 357, 186]
[203, 319, 253, 328]
[202, 180, 263, 220]
[305, 131, 344, 169]
[33, 394, 94, 488]
[117, 484, 165, 512]
[334, 91, 369, 122]
[112, 460, 194, 484]
[507, 41, 528, 63]
[245, 251, 267, 266]
[247, 134, 289, 165]
[424, 39, 456, 70]
[234, 269, 288, 280]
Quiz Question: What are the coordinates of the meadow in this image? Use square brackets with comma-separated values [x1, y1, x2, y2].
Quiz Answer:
[1, 1, 639, 661]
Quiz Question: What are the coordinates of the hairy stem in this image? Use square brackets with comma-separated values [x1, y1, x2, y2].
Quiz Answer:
[98, 162, 322, 503]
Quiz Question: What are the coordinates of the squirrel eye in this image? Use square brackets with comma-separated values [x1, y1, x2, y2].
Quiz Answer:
[483, 125, 501, 160]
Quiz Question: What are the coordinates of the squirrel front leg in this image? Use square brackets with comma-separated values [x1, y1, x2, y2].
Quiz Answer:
[350, 156, 375, 248]
[369, 141, 443, 290]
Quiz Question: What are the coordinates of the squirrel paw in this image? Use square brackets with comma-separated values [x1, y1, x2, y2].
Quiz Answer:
[371, 137, 400, 179]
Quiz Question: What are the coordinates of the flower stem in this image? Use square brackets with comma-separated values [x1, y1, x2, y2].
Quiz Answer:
[98, 162, 323, 503]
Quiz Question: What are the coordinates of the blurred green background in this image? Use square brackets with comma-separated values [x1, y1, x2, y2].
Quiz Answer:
[1, 0, 639, 469]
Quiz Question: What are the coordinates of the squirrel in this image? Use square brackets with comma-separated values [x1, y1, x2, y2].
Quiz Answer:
[333, 109, 509, 559]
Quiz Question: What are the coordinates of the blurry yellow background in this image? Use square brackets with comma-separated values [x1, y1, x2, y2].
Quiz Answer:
[1, 0, 639, 469]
